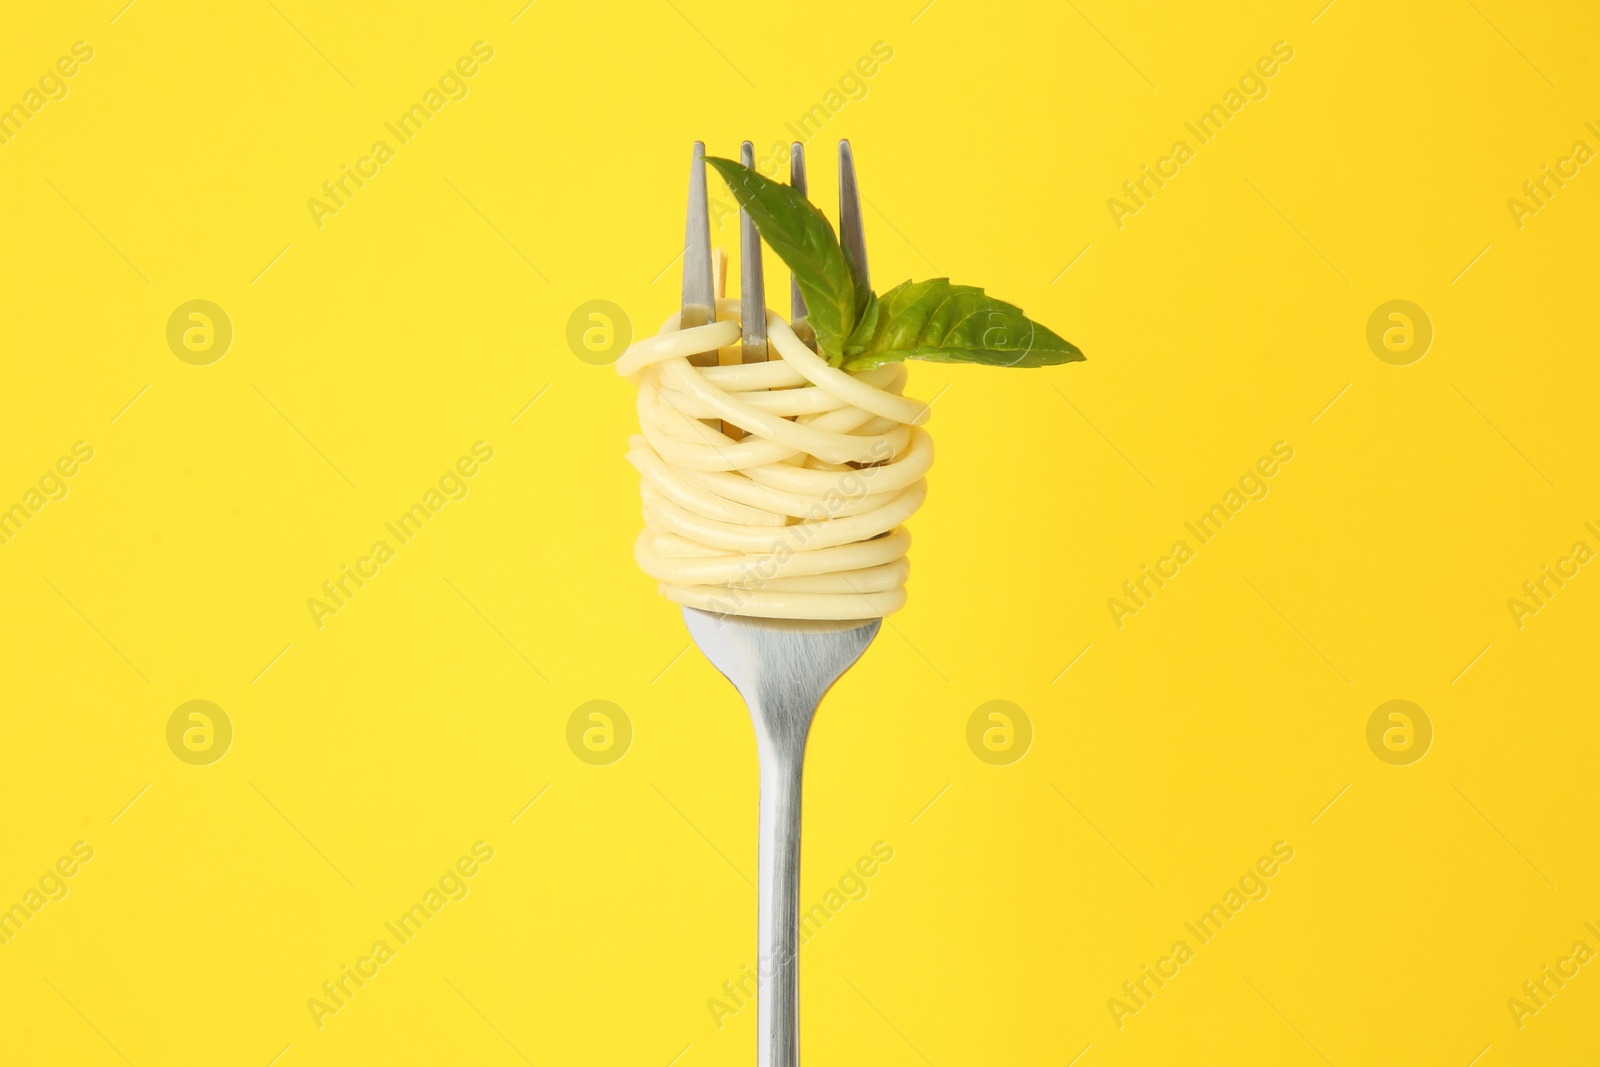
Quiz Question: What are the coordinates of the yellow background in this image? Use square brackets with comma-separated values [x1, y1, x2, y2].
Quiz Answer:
[2, 0, 1597, 1063]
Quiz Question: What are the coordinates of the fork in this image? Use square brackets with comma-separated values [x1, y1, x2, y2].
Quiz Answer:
[680, 139, 879, 1067]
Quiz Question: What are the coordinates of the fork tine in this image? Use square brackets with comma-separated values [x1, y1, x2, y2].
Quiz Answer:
[789, 142, 808, 324]
[838, 139, 869, 295]
[740, 141, 768, 363]
[682, 141, 716, 367]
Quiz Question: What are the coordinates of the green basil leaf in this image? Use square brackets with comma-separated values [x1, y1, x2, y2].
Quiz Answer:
[842, 290, 880, 364]
[842, 278, 1086, 371]
[705, 157, 857, 364]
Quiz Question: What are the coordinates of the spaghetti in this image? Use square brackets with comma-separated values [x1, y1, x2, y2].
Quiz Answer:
[616, 298, 933, 619]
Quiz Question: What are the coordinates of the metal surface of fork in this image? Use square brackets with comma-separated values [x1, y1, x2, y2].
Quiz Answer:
[682, 141, 717, 368]
[740, 141, 768, 364]
[838, 140, 869, 290]
[682, 608, 880, 1067]
[789, 142, 808, 324]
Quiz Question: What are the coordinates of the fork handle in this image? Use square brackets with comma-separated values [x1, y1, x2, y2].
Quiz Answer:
[755, 739, 805, 1066]
[679, 606, 880, 1065]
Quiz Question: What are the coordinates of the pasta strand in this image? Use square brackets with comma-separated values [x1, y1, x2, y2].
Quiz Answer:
[618, 298, 933, 619]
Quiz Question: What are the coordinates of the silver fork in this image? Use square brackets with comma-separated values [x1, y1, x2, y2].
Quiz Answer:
[789, 141, 808, 328]
[681, 141, 717, 366]
[682, 610, 878, 1067]
[681, 140, 880, 1067]
[740, 140, 768, 366]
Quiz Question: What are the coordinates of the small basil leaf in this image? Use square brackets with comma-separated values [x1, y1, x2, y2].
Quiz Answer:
[842, 290, 880, 363]
[842, 278, 1085, 371]
[704, 157, 856, 364]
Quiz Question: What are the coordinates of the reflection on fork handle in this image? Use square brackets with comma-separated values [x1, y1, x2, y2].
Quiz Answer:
[755, 743, 805, 1067]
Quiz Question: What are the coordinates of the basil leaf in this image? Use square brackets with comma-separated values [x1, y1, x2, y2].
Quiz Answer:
[705, 157, 857, 364]
[842, 278, 1086, 371]
[843, 290, 880, 364]
[701, 158, 1086, 373]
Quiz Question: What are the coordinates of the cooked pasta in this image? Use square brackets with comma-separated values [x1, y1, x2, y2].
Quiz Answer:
[616, 297, 933, 619]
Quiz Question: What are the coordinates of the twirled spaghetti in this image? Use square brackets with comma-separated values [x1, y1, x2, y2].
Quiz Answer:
[616, 297, 933, 620]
